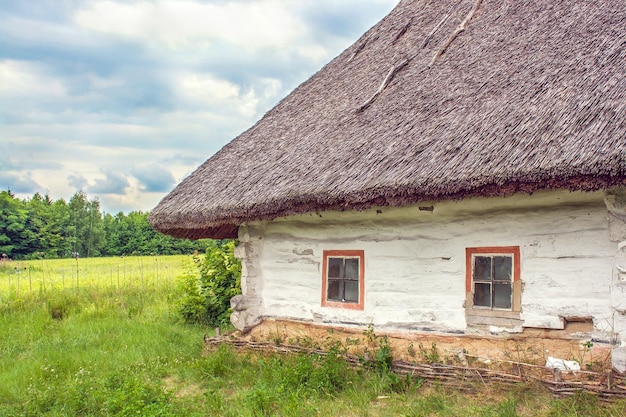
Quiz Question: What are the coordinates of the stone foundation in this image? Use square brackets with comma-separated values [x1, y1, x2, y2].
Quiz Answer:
[240, 318, 614, 372]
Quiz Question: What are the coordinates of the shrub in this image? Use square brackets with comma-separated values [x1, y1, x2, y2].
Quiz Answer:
[361, 325, 394, 375]
[176, 240, 241, 326]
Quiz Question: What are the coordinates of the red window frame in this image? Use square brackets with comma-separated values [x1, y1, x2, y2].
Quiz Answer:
[465, 246, 521, 310]
[321, 250, 365, 310]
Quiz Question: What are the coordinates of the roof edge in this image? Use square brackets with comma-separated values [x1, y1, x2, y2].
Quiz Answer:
[150, 175, 626, 240]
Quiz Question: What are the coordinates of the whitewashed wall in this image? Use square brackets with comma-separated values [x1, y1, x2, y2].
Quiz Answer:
[237, 190, 616, 338]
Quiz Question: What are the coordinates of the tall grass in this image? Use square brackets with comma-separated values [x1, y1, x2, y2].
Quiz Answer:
[0, 255, 190, 297]
[0, 255, 202, 416]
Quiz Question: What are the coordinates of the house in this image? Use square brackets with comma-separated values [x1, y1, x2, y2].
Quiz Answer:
[149, 0, 626, 370]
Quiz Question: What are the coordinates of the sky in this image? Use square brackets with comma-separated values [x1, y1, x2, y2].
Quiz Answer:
[0, 0, 398, 214]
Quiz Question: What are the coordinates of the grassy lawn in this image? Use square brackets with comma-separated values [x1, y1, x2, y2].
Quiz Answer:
[1, 256, 625, 416]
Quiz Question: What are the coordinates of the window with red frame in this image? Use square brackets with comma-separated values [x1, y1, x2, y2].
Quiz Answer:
[466, 246, 520, 311]
[322, 250, 364, 310]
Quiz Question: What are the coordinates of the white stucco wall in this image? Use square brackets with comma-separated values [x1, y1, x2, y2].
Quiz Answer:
[238, 190, 617, 338]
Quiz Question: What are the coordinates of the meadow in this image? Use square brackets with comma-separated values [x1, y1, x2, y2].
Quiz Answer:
[1, 256, 626, 416]
[0, 255, 185, 297]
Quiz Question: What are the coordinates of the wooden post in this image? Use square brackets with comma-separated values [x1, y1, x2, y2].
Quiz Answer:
[512, 362, 521, 377]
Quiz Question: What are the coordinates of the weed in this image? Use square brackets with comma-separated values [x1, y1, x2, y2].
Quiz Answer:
[418, 342, 441, 364]
[360, 324, 394, 375]
[203, 388, 226, 414]
[244, 383, 279, 416]
[46, 291, 83, 320]
[344, 336, 361, 348]
[268, 326, 286, 345]
[104, 370, 175, 416]
[407, 341, 416, 358]
[288, 335, 318, 349]
[494, 396, 519, 417]
[547, 391, 600, 416]
[403, 390, 452, 416]
[580, 340, 594, 370]
[201, 344, 238, 378]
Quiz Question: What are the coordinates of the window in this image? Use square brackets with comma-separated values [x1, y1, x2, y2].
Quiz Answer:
[466, 246, 521, 314]
[473, 254, 513, 308]
[322, 250, 364, 310]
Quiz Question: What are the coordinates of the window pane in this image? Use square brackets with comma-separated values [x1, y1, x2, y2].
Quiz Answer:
[344, 258, 359, 280]
[344, 280, 359, 303]
[493, 256, 512, 281]
[473, 283, 491, 307]
[327, 280, 342, 301]
[493, 283, 512, 309]
[473, 256, 492, 281]
[328, 258, 343, 278]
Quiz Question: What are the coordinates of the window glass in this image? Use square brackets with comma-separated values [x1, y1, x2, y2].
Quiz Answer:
[473, 256, 492, 281]
[344, 280, 359, 302]
[473, 282, 492, 307]
[493, 256, 512, 281]
[328, 258, 343, 278]
[344, 258, 359, 280]
[327, 280, 341, 301]
[493, 283, 512, 309]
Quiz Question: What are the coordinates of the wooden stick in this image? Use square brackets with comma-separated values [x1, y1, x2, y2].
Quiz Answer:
[422, 3, 458, 48]
[357, 59, 409, 111]
[429, 0, 482, 67]
[204, 337, 626, 400]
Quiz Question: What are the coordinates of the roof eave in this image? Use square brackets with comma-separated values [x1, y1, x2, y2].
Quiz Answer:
[151, 174, 626, 240]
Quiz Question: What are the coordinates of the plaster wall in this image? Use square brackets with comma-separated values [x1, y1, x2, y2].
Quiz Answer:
[239, 191, 616, 339]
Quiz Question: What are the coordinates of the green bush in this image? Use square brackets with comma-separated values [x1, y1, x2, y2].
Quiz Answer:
[176, 240, 241, 326]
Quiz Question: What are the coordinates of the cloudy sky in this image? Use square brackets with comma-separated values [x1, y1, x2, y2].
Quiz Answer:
[1, 0, 398, 213]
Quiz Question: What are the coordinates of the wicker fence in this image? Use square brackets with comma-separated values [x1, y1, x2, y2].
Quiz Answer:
[204, 337, 626, 401]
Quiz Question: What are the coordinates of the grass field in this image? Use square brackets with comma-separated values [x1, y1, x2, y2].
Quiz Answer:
[1, 255, 625, 416]
[0, 255, 190, 296]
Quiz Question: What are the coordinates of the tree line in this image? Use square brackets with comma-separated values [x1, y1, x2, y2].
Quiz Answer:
[0, 190, 210, 260]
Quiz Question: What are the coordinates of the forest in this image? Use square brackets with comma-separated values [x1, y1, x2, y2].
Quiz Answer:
[0, 190, 209, 259]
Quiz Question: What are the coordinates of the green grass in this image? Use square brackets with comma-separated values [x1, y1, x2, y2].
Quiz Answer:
[0, 255, 625, 416]
[0, 255, 190, 296]
[0, 285, 202, 416]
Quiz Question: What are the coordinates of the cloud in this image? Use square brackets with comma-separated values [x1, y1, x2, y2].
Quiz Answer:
[69, 169, 132, 196]
[87, 170, 130, 195]
[0, 157, 21, 171]
[132, 164, 176, 193]
[68, 174, 89, 191]
[0, 171, 41, 194]
[73, 1, 305, 52]
[0, 0, 399, 213]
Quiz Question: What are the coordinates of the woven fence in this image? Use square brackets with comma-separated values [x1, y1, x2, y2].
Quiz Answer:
[204, 337, 626, 401]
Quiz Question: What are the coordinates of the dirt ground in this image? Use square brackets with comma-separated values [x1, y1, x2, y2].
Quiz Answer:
[240, 319, 612, 372]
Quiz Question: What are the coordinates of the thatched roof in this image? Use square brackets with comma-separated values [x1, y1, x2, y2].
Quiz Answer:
[150, 0, 626, 239]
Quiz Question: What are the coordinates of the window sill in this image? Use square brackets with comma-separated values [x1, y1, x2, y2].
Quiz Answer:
[466, 308, 520, 319]
[465, 308, 522, 328]
[322, 301, 364, 311]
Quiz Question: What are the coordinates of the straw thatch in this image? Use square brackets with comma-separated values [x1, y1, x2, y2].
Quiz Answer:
[150, 0, 626, 239]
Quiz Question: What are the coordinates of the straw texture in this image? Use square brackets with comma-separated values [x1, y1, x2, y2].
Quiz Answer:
[149, 0, 626, 239]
